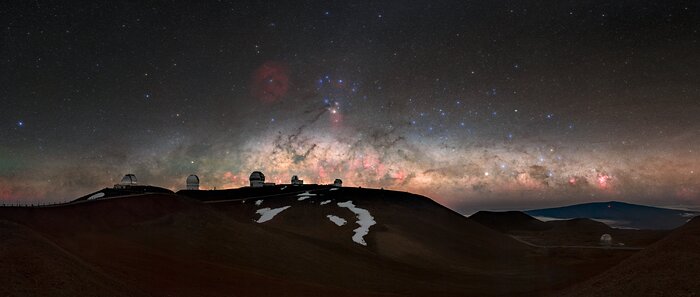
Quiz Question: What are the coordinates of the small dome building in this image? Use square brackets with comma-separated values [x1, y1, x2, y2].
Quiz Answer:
[250, 171, 265, 187]
[333, 178, 343, 187]
[291, 175, 303, 185]
[114, 174, 138, 189]
[120, 174, 138, 185]
[600, 233, 613, 246]
[186, 175, 200, 190]
[104, 173, 174, 196]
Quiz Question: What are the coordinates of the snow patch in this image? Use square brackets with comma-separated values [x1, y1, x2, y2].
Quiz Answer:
[297, 191, 317, 201]
[532, 216, 565, 222]
[533, 216, 634, 229]
[281, 186, 287, 190]
[681, 212, 697, 218]
[255, 206, 291, 223]
[327, 215, 347, 226]
[337, 201, 376, 246]
[589, 218, 631, 228]
[87, 192, 105, 200]
[255, 199, 263, 206]
[329, 188, 339, 191]
[320, 200, 331, 205]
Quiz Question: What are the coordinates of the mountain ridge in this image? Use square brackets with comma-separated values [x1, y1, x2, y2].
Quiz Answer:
[525, 201, 697, 229]
[0, 187, 585, 297]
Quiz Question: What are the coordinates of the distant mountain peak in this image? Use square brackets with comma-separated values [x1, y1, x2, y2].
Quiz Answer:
[525, 201, 698, 230]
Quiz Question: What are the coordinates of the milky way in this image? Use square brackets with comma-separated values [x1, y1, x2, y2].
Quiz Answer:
[1, 1, 698, 213]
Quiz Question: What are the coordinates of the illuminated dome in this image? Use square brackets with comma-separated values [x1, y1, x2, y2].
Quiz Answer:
[119, 174, 138, 185]
[250, 171, 265, 187]
[333, 178, 343, 187]
[186, 174, 200, 190]
[600, 233, 612, 245]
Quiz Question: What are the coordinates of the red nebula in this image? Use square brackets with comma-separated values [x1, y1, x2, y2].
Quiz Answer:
[596, 173, 612, 189]
[676, 187, 698, 199]
[250, 61, 290, 103]
[0, 188, 14, 201]
[329, 107, 343, 127]
[0, 183, 42, 203]
[317, 165, 328, 182]
[391, 169, 407, 183]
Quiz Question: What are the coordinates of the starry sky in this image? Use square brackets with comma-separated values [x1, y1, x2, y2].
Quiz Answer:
[1, 0, 699, 212]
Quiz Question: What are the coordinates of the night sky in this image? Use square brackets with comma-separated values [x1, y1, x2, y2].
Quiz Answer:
[1, 1, 699, 212]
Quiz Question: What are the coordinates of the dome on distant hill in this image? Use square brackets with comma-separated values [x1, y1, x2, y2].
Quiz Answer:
[250, 171, 265, 187]
[291, 175, 303, 185]
[600, 233, 612, 245]
[186, 174, 200, 190]
[119, 174, 138, 185]
[333, 178, 343, 187]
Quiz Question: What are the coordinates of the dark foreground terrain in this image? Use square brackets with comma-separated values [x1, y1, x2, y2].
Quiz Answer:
[557, 216, 700, 297]
[0, 186, 692, 296]
[469, 210, 668, 247]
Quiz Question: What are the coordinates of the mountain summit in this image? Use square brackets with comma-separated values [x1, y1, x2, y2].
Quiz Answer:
[525, 201, 697, 230]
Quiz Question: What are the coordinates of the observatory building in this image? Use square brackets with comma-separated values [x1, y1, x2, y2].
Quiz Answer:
[333, 178, 343, 187]
[600, 233, 612, 246]
[250, 171, 265, 187]
[291, 175, 303, 185]
[114, 174, 138, 189]
[74, 173, 174, 203]
[186, 174, 200, 190]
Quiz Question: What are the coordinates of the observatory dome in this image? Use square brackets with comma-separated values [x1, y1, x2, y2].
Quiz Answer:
[333, 178, 343, 187]
[250, 171, 265, 187]
[186, 174, 200, 190]
[600, 233, 612, 245]
[119, 174, 138, 185]
[291, 175, 303, 185]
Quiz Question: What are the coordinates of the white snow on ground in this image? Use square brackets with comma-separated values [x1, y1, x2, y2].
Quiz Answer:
[281, 186, 287, 190]
[255, 199, 263, 206]
[327, 215, 347, 226]
[255, 206, 291, 223]
[87, 192, 105, 200]
[533, 216, 634, 229]
[532, 216, 565, 222]
[320, 200, 331, 205]
[681, 212, 698, 218]
[297, 191, 317, 201]
[337, 201, 376, 246]
[329, 188, 339, 191]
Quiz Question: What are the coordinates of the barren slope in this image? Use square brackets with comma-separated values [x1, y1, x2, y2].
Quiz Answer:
[558, 217, 700, 297]
[0, 187, 648, 297]
[0, 220, 147, 297]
